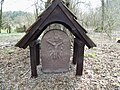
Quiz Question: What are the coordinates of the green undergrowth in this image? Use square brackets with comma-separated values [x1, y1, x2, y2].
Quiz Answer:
[85, 52, 97, 58]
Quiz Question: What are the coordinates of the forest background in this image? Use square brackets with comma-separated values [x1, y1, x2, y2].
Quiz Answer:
[0, 0, 119, 37]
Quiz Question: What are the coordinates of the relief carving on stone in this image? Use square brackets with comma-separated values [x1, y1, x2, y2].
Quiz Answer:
[41, 29, 71, 72]
[46, 33, 65, 61]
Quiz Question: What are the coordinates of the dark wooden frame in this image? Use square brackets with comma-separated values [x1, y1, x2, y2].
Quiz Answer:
[16, 0, 96, 78]
[29, 40, 40, 78]
[73, 38, 85, 75]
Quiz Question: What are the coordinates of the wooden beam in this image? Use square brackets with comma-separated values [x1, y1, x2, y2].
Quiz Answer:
[75, 38, 85, 76]
[35, 41, 40, 66]
[29, 40, 40, 78]
[72, 38, 78, 65]
[117, 40, 120, 43]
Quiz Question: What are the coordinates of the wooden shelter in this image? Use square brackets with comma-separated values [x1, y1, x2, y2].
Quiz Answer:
[16, 0, 96, 78]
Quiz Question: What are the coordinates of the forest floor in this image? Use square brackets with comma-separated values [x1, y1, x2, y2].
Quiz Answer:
[0, 32, 120, 90]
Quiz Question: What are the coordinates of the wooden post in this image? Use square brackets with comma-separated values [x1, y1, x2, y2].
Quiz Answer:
[74, 38, 85, 76]
[36, 41, 40, 65]
[72, 38, 77, 65]
[29, 40, 40, 78]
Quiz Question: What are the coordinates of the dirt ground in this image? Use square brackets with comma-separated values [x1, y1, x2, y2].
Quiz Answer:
[0, 33, 120, 90]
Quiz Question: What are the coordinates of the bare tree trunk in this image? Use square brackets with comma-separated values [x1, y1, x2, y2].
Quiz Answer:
[8, 25, 11, 33]
[34, 0, 39, 20]
[45, 0, 52, 8]
[101, 0, 105, 31]
[0, 0, 4, 33]
[106, 0, 109, 7]
[64, 0, 70, 7]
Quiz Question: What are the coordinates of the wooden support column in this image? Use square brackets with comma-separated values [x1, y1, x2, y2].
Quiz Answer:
[36, 42, 40, 65]
[73, 38, 78, 65]
[74, 38, 85, 76]
[29, 40, 40, 78]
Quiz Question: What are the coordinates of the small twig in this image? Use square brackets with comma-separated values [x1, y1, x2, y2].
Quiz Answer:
[20, 68, 31, 78]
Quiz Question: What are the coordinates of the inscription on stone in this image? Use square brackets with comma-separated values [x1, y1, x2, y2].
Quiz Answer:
[41, 29, 71, 73]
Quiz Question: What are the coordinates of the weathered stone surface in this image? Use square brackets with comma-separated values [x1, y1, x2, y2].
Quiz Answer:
[41, 29, 71, 73]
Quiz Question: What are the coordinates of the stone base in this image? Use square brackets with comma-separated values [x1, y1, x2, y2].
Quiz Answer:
[41, 68, 69, 74]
